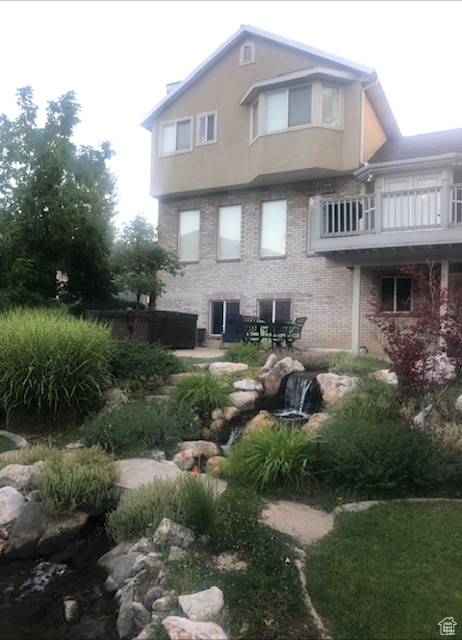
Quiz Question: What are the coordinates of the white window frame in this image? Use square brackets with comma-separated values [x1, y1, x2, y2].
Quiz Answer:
[178, 209, 200, 262]
[159, 117, 193, 157]
[239, 41, 256, 66]
[260, 199, 287, 258]
[263, 84, 312, 134]
[218, 204, 241, 260]
[196, 111, 217, 146]
[321, 84, 340, 128]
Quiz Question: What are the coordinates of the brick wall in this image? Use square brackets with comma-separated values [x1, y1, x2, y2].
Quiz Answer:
[155, 177, 362, 350]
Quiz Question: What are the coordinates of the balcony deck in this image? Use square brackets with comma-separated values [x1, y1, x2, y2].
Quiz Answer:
[311, 182, 462, 258]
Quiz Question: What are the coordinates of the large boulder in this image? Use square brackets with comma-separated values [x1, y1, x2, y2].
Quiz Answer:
[316, 373, 358, 404]
[0, 461, 44, 491]
[302, 412, 330, 435]
[232, 379, 263, 393]
[162, 616, 228, 640]
[0, 486, 25, 527]
[229, 390, 260, 412]
[209, 362, 248, 376]
[114, 458, 181, 493]
[179, 586, 224, 622]
[5, 501, 88, 558]
[153, 518, 195, 549]
[242, 410, 277, 436]
[263, 357, 304, 396]
[180, 441, 222, 459]
[373, 369, 398, 385]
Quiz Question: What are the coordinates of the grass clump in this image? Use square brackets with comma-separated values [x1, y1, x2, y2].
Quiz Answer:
[226, 423, 315, 494]
[37, 445, 118, 516]
[0, 307, 113, 428]
[326, 351, 390, 377]
[105, 474, 218, 543]
[81, 397, 200, 457]
[225, 343, 265, 366]
[169, 370, 232, 422]
[306, 501, 462, 640]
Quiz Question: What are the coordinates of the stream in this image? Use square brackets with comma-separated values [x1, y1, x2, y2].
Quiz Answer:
[0, 520, 118, 640]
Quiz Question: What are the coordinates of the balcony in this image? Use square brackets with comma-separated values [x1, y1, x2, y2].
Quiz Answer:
[311, 181, 462, 257]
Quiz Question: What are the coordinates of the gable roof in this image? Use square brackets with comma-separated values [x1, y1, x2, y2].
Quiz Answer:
[141, 24, 400, 137]
[369, 128, 462, 163]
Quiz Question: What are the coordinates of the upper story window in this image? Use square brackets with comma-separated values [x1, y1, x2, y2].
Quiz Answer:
[178, 209, 200, 261]
[322, 85, 340, 126]
[240, 41, 256, 65]
[265, 85, 312, 132]
[218, 205, 241, 259]
[197, 112, 217, 145]
[160, 118, 192, 156]
[261, 200, 287, 257]
[251, 100, 259, 140]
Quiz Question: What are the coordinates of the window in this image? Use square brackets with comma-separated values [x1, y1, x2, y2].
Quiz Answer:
[211, 301, 240, 335]
[381, 277, 411, 312]
[259, 300, 291, 323]
[265, 85, 311, 133]
[261, 200, 287, 257]
[251, 100, 259, 140]
[197, 112, 217, 145]
[240, 41, 255, 65]
[218, 205, 241, 259]
[179, 209, 200, 261]
[322, 85, 339, 126]
[160, 118, 192, 155]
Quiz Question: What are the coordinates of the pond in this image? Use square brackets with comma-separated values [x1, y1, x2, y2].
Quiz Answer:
[0, 520, 118, 640]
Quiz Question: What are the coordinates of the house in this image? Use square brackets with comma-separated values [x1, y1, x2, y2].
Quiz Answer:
[141, 24, 462, 353]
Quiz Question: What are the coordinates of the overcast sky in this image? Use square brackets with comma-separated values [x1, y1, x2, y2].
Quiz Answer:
[2, 0, 461, 231]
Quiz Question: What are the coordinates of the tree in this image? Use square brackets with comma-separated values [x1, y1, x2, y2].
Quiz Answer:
[112, 215, 183, 334]
[0, 87, 117, 306]
[368, 262, 462, 432]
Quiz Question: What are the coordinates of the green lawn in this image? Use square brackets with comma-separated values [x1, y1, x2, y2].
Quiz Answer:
[305, 501, 462, 640]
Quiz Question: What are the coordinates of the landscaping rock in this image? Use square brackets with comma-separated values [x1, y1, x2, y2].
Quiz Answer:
[115, 458, 181, 493]
[302, 412, 330, 434]
[211, 408, 224, 420]
[104, 387, 129, 409]
[153, 518, 195, 549]
[242, 410, 277, 436]
[180, 440, 222, 459]
[208, 419, 232, 443]
[0, 430, 27, 448]
[316, 373, 358, 404]
[206, 456, 227, 475]
[263, 357, 304, 396]
[232, 378, 263, 393]
[259, 353, 278, 376]
[62, 597, 81, 623]
[5, 502, 88, 558]
[209, 362, 248, 376]
[162, 616, 228, 640]
[0, 486, 25, 527]
[179, 586, 224, 622]
[0, 461, 44, 491]
[223, 406, 240, 422]
[172, 449, 195, 470]
[142, 585, 164, 610]
[152, 595, 173, 612]
[373, 369, 398, 385]
[229, 390, 260, 412]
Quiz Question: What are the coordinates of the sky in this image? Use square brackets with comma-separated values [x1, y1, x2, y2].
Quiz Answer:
[2, 0, 462, 232]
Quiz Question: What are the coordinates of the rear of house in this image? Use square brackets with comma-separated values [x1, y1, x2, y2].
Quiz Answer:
[142, 25, 462, 353]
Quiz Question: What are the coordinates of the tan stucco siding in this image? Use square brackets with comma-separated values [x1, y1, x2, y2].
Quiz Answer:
[362, 92, 387, 162]
[150, 37, 364, 197]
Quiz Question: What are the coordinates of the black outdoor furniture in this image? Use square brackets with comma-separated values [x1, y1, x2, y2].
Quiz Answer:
[240, 316, 264, 347]
[284, 316, 307, 352]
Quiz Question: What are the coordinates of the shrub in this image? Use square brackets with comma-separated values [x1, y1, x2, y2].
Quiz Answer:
[37, 445, 118, 516]
[327, 351, 390, 377]
[225, 343, 264, 366]
[81, 397, 200, 457]
[226, 423, 315, 493]
[109, 338, 183, 381]
[0, 307, 113, 427]
[211, 485, 264, 552]
[318, 417, 425, 498]
[105, 474, 219, 542]
[169, 371, 232, 421]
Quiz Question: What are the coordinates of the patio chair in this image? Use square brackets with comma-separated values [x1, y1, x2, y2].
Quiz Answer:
[285, 316, 307, 352]
[240, 316, 264, 348]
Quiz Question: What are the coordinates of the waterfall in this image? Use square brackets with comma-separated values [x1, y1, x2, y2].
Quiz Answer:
[275, 372, 318, 420]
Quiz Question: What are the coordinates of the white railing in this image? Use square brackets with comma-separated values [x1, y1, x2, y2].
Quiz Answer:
[320, 184, 462, 239]
[321, 195, 375, 237]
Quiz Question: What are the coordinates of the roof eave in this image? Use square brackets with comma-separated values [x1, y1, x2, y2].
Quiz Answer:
[355, 152, 462, 180]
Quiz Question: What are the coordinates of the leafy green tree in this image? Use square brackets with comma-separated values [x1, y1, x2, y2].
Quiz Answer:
[0, 87, 116, 306]
[112, 215, 182, 333]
